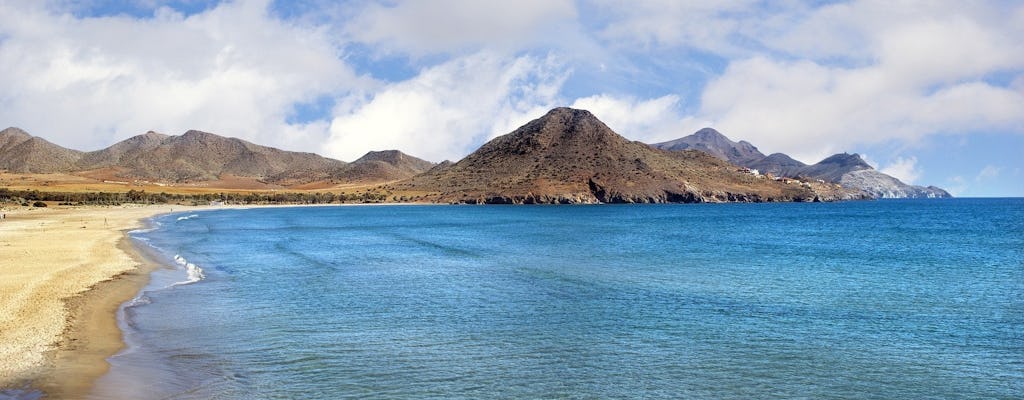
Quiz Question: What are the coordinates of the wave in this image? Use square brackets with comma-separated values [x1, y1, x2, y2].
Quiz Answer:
[176, 214, 200, 221]
[129, 217, 163, 235]
[172, 254, 206, 286]
[125, 293, 152, 308]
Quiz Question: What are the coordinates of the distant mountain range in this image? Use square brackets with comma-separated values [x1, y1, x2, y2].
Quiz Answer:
[397, 108, 862, 203]
[0, 127, 433, 186]
[651, 128, 950, 198]
[0, 127, 83, 173]
[1, 108, 949, 201]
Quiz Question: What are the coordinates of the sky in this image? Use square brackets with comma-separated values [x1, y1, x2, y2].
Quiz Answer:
[0, 0, 1021, 197]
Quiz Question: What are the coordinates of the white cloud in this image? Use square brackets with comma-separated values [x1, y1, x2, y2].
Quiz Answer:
[976, 165, 1002, 181]
[879, 156, 920, 184]
[764, 1, 1022, 62]
[324, 52, 568, 162]
[569, 94, 707, 143]
[696, 53, 1024, 163]
[0, 0, 363, 152]
[591, 0, 764, 55]
[343, 0, 577, 55]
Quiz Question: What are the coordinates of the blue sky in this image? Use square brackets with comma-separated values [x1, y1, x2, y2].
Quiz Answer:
[1, 0, 1021, 196]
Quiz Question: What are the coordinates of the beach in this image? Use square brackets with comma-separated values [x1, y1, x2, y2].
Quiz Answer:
[0, 204, 174, 398]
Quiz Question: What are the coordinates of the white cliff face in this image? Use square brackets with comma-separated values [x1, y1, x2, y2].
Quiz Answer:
[839, 170, 951, 199]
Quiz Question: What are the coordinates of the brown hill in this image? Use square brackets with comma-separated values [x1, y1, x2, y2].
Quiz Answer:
[0, 127, 435, 187]
[75, 130, 346, 183]
[0, 127, 83, 173]
[398, 108, 846, 204]
[76, 131, 169, 168]
[0, 127, 32, 149]
[331, 150, 435, 183]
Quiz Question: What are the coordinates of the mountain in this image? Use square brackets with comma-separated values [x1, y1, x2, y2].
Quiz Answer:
[76, 131, 169, 168]
[1, 127, 438, 186]
[73, 130, 347, 183]
[793, 153, 948, 198]
[330, 150, 435, 183]
[653, 129, 951, 199]
[798, 153, 873, 182]
[839, 170, 951, 199]
[398, 108, 857, 204]
[0, 127, 33, 149]
[0, 127, 84, 173]
[652, 128, 765, 165]
[1, 120, 942, 200]
[746, 153, 807, 179]
[0, 127, 349, 184]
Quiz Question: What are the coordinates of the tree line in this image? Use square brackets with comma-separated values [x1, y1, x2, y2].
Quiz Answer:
[0, 188, 393, 206]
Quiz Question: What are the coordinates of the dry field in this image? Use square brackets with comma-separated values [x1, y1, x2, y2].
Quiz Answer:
[0, 171, 388, 196]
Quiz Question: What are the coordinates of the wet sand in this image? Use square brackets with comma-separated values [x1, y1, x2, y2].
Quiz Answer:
[0, 205, 175, 398]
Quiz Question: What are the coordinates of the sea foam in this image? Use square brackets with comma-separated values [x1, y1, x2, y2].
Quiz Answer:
[176, 214, 200, 221]
[172, 254, 206, 286]
[125, 293, 152, 307]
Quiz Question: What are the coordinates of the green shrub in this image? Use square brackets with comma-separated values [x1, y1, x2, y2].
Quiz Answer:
[32, 201, 47, 207]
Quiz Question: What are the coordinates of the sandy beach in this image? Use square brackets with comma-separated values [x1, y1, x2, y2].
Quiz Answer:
[0, 204, 176, 397]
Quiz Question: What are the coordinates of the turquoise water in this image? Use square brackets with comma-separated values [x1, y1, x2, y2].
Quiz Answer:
[95, 199, 1023, 399]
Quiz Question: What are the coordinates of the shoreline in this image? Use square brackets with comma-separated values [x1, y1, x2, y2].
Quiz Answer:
[37, 236, 161, 398]
[0, 205, 182, 398]
[0, 202, 381, 398]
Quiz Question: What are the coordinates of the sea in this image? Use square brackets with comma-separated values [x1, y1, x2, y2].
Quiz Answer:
[91, 199, 1023, 399]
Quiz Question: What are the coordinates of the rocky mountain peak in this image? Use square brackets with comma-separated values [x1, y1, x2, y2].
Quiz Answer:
[355, 150, 408, 164]
[127, 131, 169, 145]
[180, 130, 221, 141]
[1, 127, 32, 139]
[330, 150, 434, 183]
[352, 149, 434, 172]
[816, 153, 872, 170]
[529, 107, 619, 141]
[691, 127, 729, 142]
[473, 107, 628, 160]
[1, 127, 34, 149]
[651, 127, 765, 165]
[541, 107, 600, 124]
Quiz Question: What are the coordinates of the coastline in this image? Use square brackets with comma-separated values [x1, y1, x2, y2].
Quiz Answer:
[0, 202, 382, 398]
[0, 205, 178, 398]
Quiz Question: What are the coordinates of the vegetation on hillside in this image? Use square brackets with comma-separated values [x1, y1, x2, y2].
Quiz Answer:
[0, 188, 395, 206]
